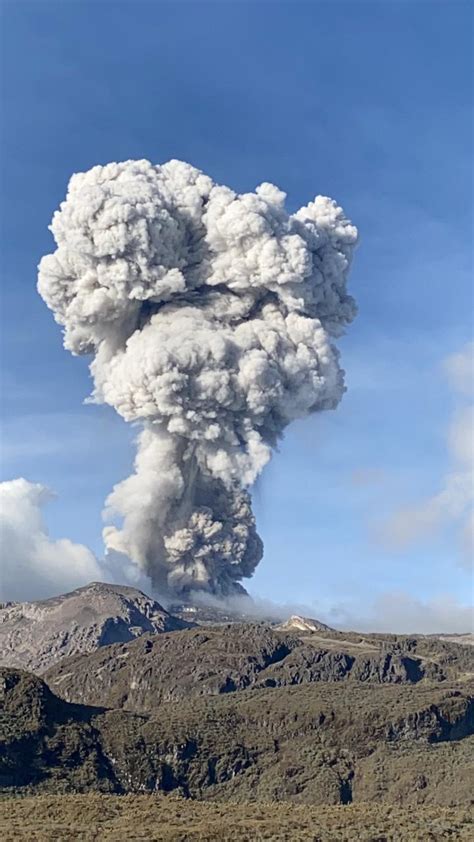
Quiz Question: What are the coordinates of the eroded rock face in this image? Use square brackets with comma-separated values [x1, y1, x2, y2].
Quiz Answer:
[0, 582, 193, 674]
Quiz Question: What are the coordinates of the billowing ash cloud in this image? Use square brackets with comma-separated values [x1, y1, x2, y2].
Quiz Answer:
[38, 159, 357, 597]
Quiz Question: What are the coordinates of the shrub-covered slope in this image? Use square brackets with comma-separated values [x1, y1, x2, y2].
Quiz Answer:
[44, 622, 474, 712]
[1, 667, 473, 805]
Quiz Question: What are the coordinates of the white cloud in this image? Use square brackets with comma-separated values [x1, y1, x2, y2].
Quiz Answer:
[448, 405, 474, 466]
[0, 478, 106, 602]
[194, 588, 472, 635]
[328, 591, 473, 635]
[0, 478, 156, 603]
[443, 341, 474, 396]
[378, 343, 473, 571]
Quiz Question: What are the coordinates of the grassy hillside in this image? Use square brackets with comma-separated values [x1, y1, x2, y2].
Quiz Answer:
[1, 795, 473, 841]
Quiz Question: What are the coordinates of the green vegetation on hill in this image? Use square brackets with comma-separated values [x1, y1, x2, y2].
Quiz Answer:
[44, 623, 474, 713]
[1, 667, 473, 806]
[2, 620, 473, 840]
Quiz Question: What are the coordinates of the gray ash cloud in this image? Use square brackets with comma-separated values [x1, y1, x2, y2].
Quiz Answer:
[38, 159, 358, 596]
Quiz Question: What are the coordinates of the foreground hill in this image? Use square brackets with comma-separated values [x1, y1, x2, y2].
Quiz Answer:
[1, 667, 473, 805]
[0, 582, 192, 673]
[44, 622, 474, 711]
[2, 795, 473, 841]
[2, 585, 473, 838]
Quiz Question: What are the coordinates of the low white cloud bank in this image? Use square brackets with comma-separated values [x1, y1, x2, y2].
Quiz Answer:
[0, 478, 148, 602]
[328, 591, 473, 635]
[379, 342, 474, 571]
[185, 588, 472, 634]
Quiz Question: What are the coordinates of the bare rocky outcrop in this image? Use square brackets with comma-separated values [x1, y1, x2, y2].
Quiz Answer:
[276, 615, 334, 633]
[0, 582, 192, 674]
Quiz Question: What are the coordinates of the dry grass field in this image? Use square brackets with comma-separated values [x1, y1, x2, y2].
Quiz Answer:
[1, 795, 473, 841]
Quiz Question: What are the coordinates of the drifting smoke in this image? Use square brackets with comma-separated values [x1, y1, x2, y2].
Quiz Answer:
[38, 159, 357, 597]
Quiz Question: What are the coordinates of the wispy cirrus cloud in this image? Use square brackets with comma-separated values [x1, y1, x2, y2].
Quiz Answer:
[377, 343, 473, 571]
[443, 341, 474, 396]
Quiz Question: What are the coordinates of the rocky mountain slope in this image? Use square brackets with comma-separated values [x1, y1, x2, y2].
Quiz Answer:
[3, 580, 470, 687]
[1, 581, 473, 819]
[1, 666, 473, 805]
[276, 614, 334, 633]
[0, 582, 192, 673]
[44, 622, 474, 712]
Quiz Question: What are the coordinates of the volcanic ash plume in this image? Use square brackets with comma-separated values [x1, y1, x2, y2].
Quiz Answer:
[38, 159, 358, 597]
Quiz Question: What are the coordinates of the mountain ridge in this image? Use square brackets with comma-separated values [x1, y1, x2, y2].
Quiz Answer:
[44, 621, 474, 713]
[0, 581, 193, 674]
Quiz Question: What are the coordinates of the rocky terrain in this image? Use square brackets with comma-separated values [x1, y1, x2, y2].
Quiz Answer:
[276, 614, 335, 633]
[1, 666, 473, 805]
[2, 581, 471, 685]
[1, 581, 473, 840]
[44, 621, 474, 712]
[436, 633, 474, 647]
[0, 582, 192, 673]
[0, 583, 332, 674]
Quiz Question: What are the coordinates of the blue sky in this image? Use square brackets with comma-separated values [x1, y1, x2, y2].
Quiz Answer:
[1, 1, 472, 626]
